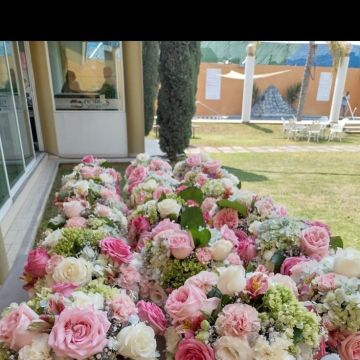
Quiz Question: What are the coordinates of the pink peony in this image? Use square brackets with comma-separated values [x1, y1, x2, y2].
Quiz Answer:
[280, 257, 310, 276]
[0, 303, 40, 351]
[185, 271, 218, 293]
[168, 231, 195, 259]
[196, 247, 213, 264]
[246, 272, 269, 298]
[300, 226, 330, 259]
[63, 200, 87, 218]
[153, 186, 173, 200]
[118, 264, 141, 291]
[186, 154, 202, 168]
[220, 224, 239, 245]
[65, 216, 87, 228]
[100, 237, 132, 265]
[136, 301, 167, 335]
[80, 165, 99, 179]
[52, 282, 79, 297]
[48, 307, 110, 359]
[203, 160, 221, 175]
[24, 247, 50, 277]
[152, 219, 181, 236]
[213, 208, 239, 229]
[237, 238, 257, 262]
[109, 293, 137, 323]
[215, 303, 260, 337]
[176, 338, 215, 360]
[315, 273, 337, 292]
[339, 332, 360, 360]
[82, 154, 95, 163]
[165, 284, 219, 324]
[128, 166, 148, 185]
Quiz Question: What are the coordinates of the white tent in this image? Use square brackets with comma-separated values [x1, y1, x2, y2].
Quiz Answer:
[220, 69, 291, 80]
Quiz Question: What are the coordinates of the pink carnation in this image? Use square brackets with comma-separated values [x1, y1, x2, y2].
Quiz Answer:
[128, 166, 148, 185]
[213, 208, 239, 229]
[220, 224, 239, 245]
[215, 303, 260, 337]
[109, 293, 137, 323]
[137, 301, 167, 335]
[315, 273, 337, 292]
[65, 216, 87, 228]
[300, 226, 330, 259]
[196, 247, 213, 264]
[100, 237, 132, 265]
[48, 307, 110, 359]
[24, 247, 50, 277]
[82, 154, 95, 163]
[246, 272, 269, 298]
[118, 264, 141, 291]
[176, 338, 214, 360]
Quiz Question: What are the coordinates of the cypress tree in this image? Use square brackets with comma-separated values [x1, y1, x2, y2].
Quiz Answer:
[142, 41, 160, 135]
[157, 41, 201, 161]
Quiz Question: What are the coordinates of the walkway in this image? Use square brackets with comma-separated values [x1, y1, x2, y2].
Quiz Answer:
[186, 145, 360, 154]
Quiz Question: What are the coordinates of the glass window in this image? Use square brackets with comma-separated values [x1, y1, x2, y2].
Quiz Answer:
[48, 41, 124, 111]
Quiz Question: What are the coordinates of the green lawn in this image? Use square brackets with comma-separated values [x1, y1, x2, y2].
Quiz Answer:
[211, 152, 360, 249]
[149, 123, 360, 147]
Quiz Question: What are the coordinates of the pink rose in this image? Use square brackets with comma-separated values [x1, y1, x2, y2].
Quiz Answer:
[153, 186, 173, 200]
[339, 332, 360, 360]
[213, 208, 239, 229]
[186, 154, 202, 168]
[280, 257, 310, 276]
[165, 284, 219, 324]
[255, 197, 275, 218]
[246, 272, 269, 298]
[24, 247, 50, 277]
[109, 293, 137, 323]
[48, 307, 110, 359]
[100, 237, 132, 265]
[215, 303, 260, 337]
[149, 158, 172, 172]
[185, 271, 218, 293]
[195, 173, 209, 187]
[63, 200, 87, 218]
[0, 303, 40, 351]
[220, 224, 239, 245]
[118, 264, 141, 291]
[128, 215, 150, 245]
[149, 283, 168, 307]
[80, 165, 99, 179]
[315, 273, 337, 292]
[196, 247, 213, 264]
[128, 166, 148, 185]
[95, 204, 112, 217]
[82, 154, 95, 163]
[65, 216, 87, 228]
[307, 220, 332, 237]
[152, 219, 181, 236]
[137, 301, 167, 335]
[46, 255, 64, 274]
[176, 338, 215, 360]
[203, 160, 221, 175]
[237, 238, 257, 262]
[168, 231, 195, 259]
[52, 282, 79, 297]
[300, 226, 330, 259]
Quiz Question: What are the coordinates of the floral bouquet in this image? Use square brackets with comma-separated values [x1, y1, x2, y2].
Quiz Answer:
[163, 265, 322, 360]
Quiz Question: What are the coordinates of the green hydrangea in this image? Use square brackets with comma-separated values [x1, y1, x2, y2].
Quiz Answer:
[161, 258, 206, 289]
[82, 278, 119, 301]
[27, 282, 52, 314]
[261, 285, 320, 350]
[52, 228, 104, 256]
[201, 180, 225, 198]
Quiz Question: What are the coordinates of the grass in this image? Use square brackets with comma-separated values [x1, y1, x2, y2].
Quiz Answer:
[148, 123, 360, 147]
[210, 152, 360, 249]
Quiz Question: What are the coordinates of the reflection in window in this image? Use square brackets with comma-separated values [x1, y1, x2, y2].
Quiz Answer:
[48, 41, 124, 111]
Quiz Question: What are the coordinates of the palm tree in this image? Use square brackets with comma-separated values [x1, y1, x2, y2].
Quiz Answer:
[296, 41, 316, 121]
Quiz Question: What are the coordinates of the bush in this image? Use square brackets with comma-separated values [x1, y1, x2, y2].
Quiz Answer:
[252, 82, 261, 105]
[286, 82, 302, 105]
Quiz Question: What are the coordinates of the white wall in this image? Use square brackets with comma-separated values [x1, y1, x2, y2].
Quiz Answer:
[54, 111, 128, 157]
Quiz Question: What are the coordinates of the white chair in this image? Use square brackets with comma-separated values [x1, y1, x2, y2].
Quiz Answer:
[281, 117, 291, 137]
[307, 122, 322, 142]
[328, 118, 347, 142]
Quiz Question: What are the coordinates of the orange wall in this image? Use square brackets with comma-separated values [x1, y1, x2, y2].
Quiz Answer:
[196, 63, 360, 117]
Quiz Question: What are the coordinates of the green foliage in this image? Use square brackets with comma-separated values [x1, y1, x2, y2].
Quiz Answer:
[178, 186, 204, 205]
[330, 236, 344, 250]
[190, 228, 211, 248]
[252, 82, 260, 105]
[52, 228, 104, 256]
[143, 41, 160, 135]
[270, 250, 286, 273]
[161, 258, 206, 289]
[181, 206, 206, 229]
[286, 82, 302, 105]
[217, 199, 248, 217]
[157, 41, 201, 160]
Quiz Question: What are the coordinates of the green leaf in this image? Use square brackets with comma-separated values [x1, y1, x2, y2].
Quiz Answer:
[271, 250, 286, 273]
[181, 206, 205, 229]
[237, 181, 242, 189]
[217, 199, 247, 217]
[293, 327, 304, 344]
[178, 186, 204, 205]
[330, 236, 344, 250]
[101, 161, 112, 168]
[190, 228, 211, 247]
[207, 286, 222, 299]
[221, 294, 232, 307]
[57, 191, 69, 202]
[158, 192, 168, 203]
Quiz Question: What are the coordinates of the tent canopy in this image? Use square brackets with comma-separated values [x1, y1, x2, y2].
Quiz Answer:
[220, 69, 291, 80]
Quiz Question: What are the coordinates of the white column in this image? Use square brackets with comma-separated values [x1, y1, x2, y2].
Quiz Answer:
[242, 43, 256, 123]
[0, 230, 9, 284]
[329, 44, 351, 123]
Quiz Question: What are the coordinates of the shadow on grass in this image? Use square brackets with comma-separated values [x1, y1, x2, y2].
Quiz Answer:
[224, 166, 269, 182]
[249, 169, 360, 177]
[244, 123, 274, 133]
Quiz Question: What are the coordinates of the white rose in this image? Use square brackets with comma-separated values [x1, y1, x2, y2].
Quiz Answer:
[52, 257, 92, 286]
[143, 179, 158, 191]
[63, 200, 85, 218]
[117, 322, 158, 360]
[42, 229, 63, 248]
[214, 336, 254, 360]
[157, 199, 182, 219]
[71, 291, 104, 309]
[212, 240, 234, 261]
[333, 248, 360, 278]
[164, 326, 181, 354]
[217, 265, 246, 295]
[99, 172, 114, 185]
[73, 180, 89, 197]
[18, 334, 52, 360]
[136, 153, 150, 164]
